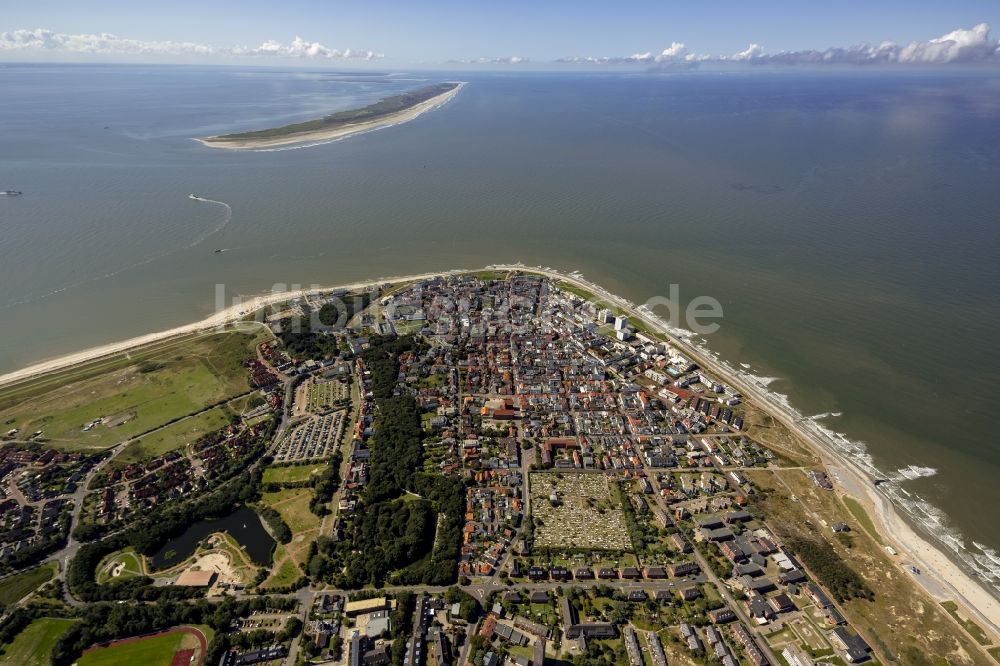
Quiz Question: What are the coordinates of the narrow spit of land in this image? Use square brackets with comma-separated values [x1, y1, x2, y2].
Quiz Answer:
[197, 81, 464, 150]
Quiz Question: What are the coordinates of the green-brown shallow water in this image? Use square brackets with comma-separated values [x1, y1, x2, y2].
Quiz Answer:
[1, 64, 999, 588]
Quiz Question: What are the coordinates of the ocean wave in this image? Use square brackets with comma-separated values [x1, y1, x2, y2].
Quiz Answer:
[894, 465, 938, 481]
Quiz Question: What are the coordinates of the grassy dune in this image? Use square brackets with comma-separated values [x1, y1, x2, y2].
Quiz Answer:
[0, 329, 269, 452]
[211, 82, 459, 142]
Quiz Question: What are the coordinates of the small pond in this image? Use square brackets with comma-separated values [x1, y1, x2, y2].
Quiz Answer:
[150, 506, 274, 570]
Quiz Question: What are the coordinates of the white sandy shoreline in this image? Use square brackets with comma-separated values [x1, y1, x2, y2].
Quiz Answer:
[1, 263, 997, 644]
[196, 82, 465, 151]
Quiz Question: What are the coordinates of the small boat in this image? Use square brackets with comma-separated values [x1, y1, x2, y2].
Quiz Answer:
[189, 194, 201, 200]
[1, 190, 22, 196]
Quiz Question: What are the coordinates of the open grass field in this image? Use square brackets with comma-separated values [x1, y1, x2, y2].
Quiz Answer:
[0, 561, 57, 608]
[747, 468, 989, 666]
[77, 627, 206, 666]
[260, 548, 302, 590]
[96, 548, 144, 584]
[0, 328, 270, 452]
[262, 463, 326, 485]
[0, 617, 75, 666]
[259, 487, 321, 585]
[116, 404, 234, 464]
[261, 488, 320, 535]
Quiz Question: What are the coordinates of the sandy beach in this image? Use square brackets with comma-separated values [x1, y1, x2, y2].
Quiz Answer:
[1, 263, 997, 644]
[197, 82, 465, 150]
[0, 268, 470, 389]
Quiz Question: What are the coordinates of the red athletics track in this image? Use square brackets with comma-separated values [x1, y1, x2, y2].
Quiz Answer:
[81, 626, 208, 666]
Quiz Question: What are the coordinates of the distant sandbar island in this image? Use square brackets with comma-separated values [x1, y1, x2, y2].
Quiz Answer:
[197, 81, 465, 150]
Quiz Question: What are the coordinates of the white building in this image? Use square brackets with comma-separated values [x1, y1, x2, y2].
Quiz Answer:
[614, 315, 629, 330]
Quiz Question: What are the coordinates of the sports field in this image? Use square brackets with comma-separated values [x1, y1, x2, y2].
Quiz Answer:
[77, 626, 207, 666]
[0, 617, 75, 666]
[0, 328, 270, 452]
[0, 562, 57, 608]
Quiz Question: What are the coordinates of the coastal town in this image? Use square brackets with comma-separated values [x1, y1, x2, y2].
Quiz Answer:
[0, 271, 996, 666]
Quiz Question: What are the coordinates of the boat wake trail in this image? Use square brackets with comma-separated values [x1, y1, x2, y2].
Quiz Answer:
[1, 195, 234, 311]
[186, 196, 233, 247]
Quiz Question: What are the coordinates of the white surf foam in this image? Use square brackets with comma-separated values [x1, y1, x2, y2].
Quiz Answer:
[894, 465, 939, 481]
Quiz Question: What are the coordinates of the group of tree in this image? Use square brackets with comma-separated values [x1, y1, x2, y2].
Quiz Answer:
[318, 291, 372, 328]
[309, 450, 342, 516]
[787, 536, 875, 602]
[307, 335, 460, 588]
[444, 586, 481, 623]
[257, 506, 292, 543]
[614, 481, 658, 557]
[274, 317, 340, 360]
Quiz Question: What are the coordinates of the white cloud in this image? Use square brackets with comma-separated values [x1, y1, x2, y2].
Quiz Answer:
[897, 23, 997, 63]
[232, 36, 381, 60]
[729, 43, 764, 62]
[561, 24, 1000, 68]
[0, 28, 382, 60]
[447, 56, 529, 65]
[658, 42, 687, 60]
[726, 23, 1000, 65]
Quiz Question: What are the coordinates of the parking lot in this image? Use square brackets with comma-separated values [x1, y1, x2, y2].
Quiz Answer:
[275, 410, 345, 461]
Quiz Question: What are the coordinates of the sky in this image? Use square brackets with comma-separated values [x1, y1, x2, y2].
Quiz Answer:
[3, 0, 1000, 67]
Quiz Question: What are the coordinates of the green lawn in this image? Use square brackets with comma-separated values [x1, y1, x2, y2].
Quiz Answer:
[0, 562, 58, 608]
[263, 463, 326, 485]
[0, 328, 269, 452]
[77, 630, 190, 666]
[0, 617, 75, 666]
[470, 270, 510, 281]
[117, 404, 235, 463]
[261, 547, 302, 590]
[842, 496, 884, 545]
[261, 488, 320, 534]
[96, 548, 144, 585]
